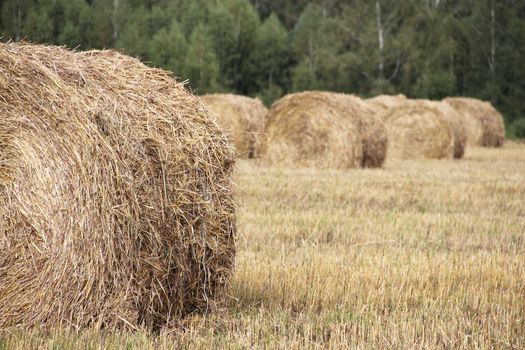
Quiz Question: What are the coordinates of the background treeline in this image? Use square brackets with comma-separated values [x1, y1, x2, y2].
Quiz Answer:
[1, 0, 524, 136]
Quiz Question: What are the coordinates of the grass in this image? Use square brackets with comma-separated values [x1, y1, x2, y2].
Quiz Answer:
[1, 143, 524, 349]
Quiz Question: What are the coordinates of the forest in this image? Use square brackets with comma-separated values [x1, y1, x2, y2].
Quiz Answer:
[1, 0, 524, 136]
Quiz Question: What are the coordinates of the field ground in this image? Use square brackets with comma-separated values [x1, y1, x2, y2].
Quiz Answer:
[1, 143, 524, 349]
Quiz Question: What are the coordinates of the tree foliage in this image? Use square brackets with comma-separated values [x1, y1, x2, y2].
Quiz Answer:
[0, 0, 523, 135]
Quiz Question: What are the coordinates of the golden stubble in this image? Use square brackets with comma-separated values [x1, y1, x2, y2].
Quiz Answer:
[2, 143, 524, 349]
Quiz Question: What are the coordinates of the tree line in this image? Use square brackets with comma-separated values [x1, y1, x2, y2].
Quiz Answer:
[1, 0, 524, 136]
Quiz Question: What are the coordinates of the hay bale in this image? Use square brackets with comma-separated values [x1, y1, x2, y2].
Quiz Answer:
[259, 91, 363, 169]
[421, 100, 467, 159]
[0, 43, 236, 329]
[366, 94, 407, 112]
[444, 98, 484, 147]
[201, 94, 268, 158]
[376, 100, 454, 159]
[329, 93, 388, 168]
[444, 97, 505, 147]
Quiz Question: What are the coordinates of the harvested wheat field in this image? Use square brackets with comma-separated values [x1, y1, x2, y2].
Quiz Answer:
[445, 97, 505, 147]
[376, 99, 455, 159]
[0, 43, 236, 329]
[259, 91, 363, 169]
[201, 94, 268, 158]
[2, 142, 524, 349]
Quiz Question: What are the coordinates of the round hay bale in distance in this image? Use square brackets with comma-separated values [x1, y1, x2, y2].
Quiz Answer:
[329, 93, 388, 168]
[366, 94, 408, 112]
[259, 91, 363, 169]
[201, 94, 268, 158]
[376, 100, 454, 159]
[0, 43, 236, 329]
[444, 97, 505, 147]
[422, 100, 467, 159]
[444, 98, 484, 147]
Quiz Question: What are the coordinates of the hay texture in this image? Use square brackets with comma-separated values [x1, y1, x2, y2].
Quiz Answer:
[421, 100, 467, 159]
[201, 94, 268, 158]
[376, 100, 454, 159]
[444, 97, 505, 147]
[329, 93, 388, 167]
[0, 43, 236, 330]
[259, 91, 363, 169]
[366, 94, 407, 112]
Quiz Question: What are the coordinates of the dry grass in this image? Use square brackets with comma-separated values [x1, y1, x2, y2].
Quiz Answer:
[0, 43, 236, 329]
[259, 91, 387, 169]
[329, 93, 388, 168]
[1, 142, 524, 348]
[258, 91, 364, 169]
[201, 94, 268, 158]
[425, 100, 468, 159]
[376, 100, 455, 159]
[445, 98, 505, 148]
[366, 94, 408, 111]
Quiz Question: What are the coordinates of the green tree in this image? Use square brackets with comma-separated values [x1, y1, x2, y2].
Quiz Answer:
[512, 118, 525, 139]
[184, 23, 220, 94]
[148, 20, 187, 77]
[115, 3, 165, 58]
[251, 13, 290, 104]
[168, 0, 208, 37]
[23, 0, 91, 48]
[250, 0, 311, 29]
[88, 0, 114, 48]
[291, 3, 339, 91]
[208, 0, 260, 93]
[1, 0, 31, 41]
[23, 1, 53, 43]
[58, 0, 92, 48]
[0, 0, 522, 127]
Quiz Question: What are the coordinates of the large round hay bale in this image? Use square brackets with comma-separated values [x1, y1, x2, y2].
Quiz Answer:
[0, 43, 236, 329]
[376, 100, 454, 159]
[366, 94, 407, 112]
[329, 93, 388, 168]
[444, 97, 505, 147]
[421, 100, 467, 159]
[201, 94, 268, 158]
[259, 91, 363, 169]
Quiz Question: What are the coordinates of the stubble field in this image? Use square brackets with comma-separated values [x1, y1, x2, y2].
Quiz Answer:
[2, 143, 524, 349]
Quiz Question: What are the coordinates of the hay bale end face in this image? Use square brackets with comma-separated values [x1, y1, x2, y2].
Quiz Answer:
[444, 97, 505, 147]
[201, 94, 268, 158]
[0, 43, 236, 329]
[376, 100, 455, 160]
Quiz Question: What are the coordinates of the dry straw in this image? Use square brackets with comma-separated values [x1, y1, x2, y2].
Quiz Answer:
[366, 94, 407, 111]
[259, 91, 363, 169]
[421, 100, 467, 159]
[329, 93, 388, 167]
[375, 99, 454, 159]
[0, 43, 236, 330]
[444, 97, 505, 147]
[259, 91, 387, 169]
[201, 94, 268, 158]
